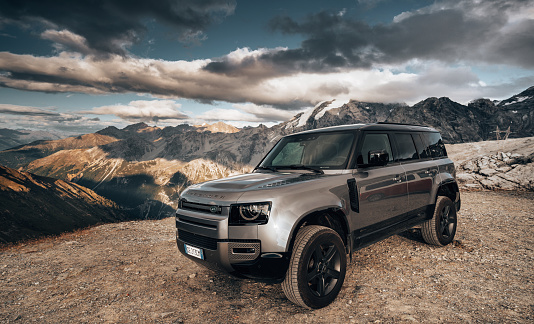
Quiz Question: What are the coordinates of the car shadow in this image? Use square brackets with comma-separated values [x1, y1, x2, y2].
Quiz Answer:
[397, 227, 426, 244]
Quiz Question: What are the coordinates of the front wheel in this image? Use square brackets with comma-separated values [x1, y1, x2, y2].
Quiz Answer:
[422, 196, 457, 246]
[282, 225, 347, 309]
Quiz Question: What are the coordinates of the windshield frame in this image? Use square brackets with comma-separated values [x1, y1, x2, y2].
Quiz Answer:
[257, 130, 358, 171]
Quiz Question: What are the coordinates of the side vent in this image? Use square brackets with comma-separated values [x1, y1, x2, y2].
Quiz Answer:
[347, 179, 359, 213]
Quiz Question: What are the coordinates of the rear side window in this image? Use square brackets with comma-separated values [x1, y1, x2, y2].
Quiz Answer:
[422, 132, 447, 158]
[412, 133, 430, 159]
[357, 133, 393, 165]
[395, 133, 418, 162]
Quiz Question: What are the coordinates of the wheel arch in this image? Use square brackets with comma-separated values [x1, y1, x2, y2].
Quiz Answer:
[285, 207, 350, 255]
[436, 179, 460, 211]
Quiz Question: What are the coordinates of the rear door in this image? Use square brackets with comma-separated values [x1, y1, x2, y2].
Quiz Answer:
[393, 132, 436, 215]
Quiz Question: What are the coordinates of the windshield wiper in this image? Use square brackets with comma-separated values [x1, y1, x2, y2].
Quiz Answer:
[286, 164, 324, 174]
[255, 165, 278, 172]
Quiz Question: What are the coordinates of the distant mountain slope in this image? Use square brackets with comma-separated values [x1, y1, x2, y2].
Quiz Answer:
[194, 121, 240, 133]
[0, 133, 119, 169]
[280, 99, 404, 134]
[386, 97, 484, 143]
[0, 128, 63, 151]
[0, 165, 131, 243]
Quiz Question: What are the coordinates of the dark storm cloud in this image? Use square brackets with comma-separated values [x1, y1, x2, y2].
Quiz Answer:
[0, 104, 60, 116]
[0, 0, 236, 55]
[204, 0, 534, 75]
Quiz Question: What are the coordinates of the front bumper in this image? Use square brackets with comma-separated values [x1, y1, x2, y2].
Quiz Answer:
[175, 210, 288, 281]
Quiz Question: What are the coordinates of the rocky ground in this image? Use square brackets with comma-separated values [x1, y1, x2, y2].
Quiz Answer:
[1, 191, 533, 323]
[447, 137, 534, 191]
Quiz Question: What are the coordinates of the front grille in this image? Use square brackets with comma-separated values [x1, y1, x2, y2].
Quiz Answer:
[179, 200, 222, 214]
[176, 215, 217, 229]
[178, 229, 218, 250]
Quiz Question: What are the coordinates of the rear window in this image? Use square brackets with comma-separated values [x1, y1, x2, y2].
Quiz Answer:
[412, 133, 430, 159]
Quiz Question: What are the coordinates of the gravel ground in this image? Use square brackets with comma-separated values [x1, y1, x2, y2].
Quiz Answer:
[1, 191, 533, 323]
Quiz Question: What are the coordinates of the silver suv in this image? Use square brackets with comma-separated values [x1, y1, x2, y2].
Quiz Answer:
[175, 123, 460, 309]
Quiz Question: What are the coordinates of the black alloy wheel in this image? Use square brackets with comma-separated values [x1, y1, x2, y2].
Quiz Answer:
[282, 225, 347, 309]
[422, 196, 458, 246]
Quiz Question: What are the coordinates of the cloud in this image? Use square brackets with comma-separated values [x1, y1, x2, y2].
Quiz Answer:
[0, 105, 108, 135]
[0, 0, 236, 55]
[0, 49, 530, 109]
[0, 49, 311, 108]
[198, 103, 300, 124]
[0, 103, 60, 116]
[197, 108, 263, 122]
[41, 29, 98, 56]
[0, 0, 532, 109]
[85, 100, 189, 122]
[204, 0, 534, 76]
[234, 103, 300, 121]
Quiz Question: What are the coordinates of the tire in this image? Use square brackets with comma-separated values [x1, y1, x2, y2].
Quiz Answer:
[282, 225, 347, 309]
[422, 196, 457, 246]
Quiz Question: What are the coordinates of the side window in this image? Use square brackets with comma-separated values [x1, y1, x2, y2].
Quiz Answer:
[357, 133, 393, 165]
[395, 133, 419, 161]
[422, 132, 447, 158]
[412, 133, 430, 159]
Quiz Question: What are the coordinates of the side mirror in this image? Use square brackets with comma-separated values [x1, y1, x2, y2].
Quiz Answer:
[368, 150, 389, 166]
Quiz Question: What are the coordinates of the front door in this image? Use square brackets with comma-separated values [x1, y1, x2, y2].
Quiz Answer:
[350, 132, 409, 231]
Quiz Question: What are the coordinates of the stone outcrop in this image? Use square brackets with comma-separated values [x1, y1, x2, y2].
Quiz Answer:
[456, 152, 534, 191]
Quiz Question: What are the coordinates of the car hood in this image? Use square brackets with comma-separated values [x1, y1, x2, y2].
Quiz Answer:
[187, 171, 324, 191]
[180, 171, 340, 205]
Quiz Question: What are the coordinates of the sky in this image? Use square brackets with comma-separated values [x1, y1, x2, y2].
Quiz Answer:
[0, 0, 533, 135]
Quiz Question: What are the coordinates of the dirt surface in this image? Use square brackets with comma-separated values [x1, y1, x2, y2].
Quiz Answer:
[1, 191, 533, 323]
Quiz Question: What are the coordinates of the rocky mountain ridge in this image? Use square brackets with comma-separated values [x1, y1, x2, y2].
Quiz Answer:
[0, 86, 532, 219]
[0, 165, 131, 243]
[282, 86, 534, 143]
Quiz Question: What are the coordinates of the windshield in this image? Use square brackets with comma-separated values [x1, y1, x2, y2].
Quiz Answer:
[260, 132, 355, 170]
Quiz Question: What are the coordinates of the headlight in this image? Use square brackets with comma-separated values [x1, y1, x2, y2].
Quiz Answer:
[230, 202, 271, 225]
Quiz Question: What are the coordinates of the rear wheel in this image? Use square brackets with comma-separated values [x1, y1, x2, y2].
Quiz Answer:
[282, 225, 347, 309]
[422, 196, 457, 246]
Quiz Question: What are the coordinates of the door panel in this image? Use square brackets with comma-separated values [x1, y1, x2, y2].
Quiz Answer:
[401, 160, 437, 213]
[350, 132, 408, 231]
[353, 164, 408, 230]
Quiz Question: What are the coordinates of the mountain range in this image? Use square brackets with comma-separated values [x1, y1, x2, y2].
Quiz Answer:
[0, 86, 532, 221]
[0, 128, 63, 151]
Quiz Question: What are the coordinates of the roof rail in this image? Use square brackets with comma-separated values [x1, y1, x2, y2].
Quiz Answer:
[376, 121, 429, 127]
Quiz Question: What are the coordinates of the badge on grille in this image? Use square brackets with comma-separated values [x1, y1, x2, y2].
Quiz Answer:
[210, 206, 219, 213]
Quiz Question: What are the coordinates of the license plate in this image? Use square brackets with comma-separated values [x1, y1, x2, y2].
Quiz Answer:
[184, 244, 204, 260]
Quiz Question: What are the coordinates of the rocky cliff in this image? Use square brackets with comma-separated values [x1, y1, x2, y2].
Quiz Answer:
[0, 165, 130, 243]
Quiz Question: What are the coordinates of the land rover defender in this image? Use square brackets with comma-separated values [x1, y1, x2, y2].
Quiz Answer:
[175, 123, 460, 309]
